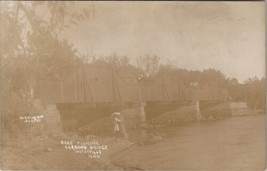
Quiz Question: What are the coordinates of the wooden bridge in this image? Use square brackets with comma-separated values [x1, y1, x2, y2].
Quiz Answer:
[34, 64, 229, 105]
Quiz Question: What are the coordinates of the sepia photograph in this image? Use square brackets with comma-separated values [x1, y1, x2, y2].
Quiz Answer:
[0, 1, 265, 170]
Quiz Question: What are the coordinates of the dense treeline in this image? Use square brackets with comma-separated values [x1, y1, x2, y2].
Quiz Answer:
[88, 54, 265, 110]
[1, 2, 265, 139]
[229, 77, 265, 110]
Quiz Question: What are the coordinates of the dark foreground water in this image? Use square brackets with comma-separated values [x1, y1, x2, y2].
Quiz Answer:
[112, 115, 265, 170]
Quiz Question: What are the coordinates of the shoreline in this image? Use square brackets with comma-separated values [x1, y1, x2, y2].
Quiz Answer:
[2, 114, 264, 170]
[1, 134, 132, 170]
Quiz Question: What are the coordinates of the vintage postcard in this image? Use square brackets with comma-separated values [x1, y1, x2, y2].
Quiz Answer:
[0, 1, 265, 170]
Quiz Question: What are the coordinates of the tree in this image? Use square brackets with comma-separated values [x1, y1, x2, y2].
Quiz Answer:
[228, 76, 265, 110]
[136, 54, 160, 79]
[244, 77, 265, 110]
[200, 68, 227, 86]
[0, 1, 92, 139]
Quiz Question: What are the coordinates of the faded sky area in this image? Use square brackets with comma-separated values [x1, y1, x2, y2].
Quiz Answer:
[61, 1, 265, 83]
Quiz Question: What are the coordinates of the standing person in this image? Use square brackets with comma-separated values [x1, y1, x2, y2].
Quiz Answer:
[112, 112, 122, 138]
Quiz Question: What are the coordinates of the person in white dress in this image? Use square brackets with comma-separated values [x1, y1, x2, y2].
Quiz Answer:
[112, 112, 122, 138]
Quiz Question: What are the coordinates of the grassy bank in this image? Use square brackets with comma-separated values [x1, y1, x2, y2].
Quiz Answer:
[2, 134, 130, 170]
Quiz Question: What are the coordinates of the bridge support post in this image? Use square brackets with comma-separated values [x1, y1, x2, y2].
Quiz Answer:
[120, 116, 129, 140]
[140, 102, 146, 123]
[190, 81, 202, 120]
[196, 100, 202, 120]
[139, 102, 147, 142]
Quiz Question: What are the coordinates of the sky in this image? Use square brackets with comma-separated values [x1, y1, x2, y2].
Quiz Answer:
[61, 1, 265, 83]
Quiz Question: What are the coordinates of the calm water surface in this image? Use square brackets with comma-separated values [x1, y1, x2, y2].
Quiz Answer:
[112, 115, 265, 170]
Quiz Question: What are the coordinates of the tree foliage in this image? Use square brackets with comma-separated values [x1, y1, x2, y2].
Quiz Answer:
[1, 1, 264, 140]
[228, 77, 265, 110]
[0, 1, 92, 139]
[136, 54, 160, 79]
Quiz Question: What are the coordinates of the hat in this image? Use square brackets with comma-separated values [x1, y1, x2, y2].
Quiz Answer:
[112, 112, 121, 116]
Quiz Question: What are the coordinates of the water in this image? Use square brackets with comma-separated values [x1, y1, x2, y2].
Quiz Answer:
[112, 115, 265, 170]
